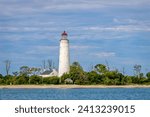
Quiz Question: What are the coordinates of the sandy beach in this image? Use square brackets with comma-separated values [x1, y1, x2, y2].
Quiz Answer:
[0, 85, 150, 89]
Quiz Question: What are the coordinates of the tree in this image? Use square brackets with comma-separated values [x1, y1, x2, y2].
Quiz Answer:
[68, 62, 87, 84]
[42, 60, 46, 69]
[47, 59, 52, 70]
[122, 67, 125, 75]
[105, 59, 110, 71]
[72, 61, 83, 70]
[20, 66, 31, 76]
[12, 71, 19, 76]
[134, 64, 141, 78]
[102, 77, 111, 85]
[30, 67, 41, 75]
[14, 75, 29, 85]
[146, 72, 150, 81]
[86, 71, 102, 84]
[4, 60, 11, 75]
[29, 75, 42, 84]
[94, 64, 107, 74]
[61, 73, 70, 83]
[0, 74, 3, 78]
[124, 76, 132, 85]
[43, 76, 59, 84]
[0, 74, 4, 84]
[4, 75, 13, 85]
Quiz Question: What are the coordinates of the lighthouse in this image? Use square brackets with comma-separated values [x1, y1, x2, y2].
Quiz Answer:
[58, 31, 70, 77]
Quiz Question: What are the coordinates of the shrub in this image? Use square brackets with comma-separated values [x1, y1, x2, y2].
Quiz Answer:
[43, 76, 60, 84]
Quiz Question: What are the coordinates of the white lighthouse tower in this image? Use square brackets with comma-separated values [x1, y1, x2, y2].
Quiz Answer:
[58, 31, 70, 77]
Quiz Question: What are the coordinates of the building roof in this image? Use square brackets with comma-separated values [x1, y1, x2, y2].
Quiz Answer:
[61, 31, 68, 36]
[41, 70, 52, 75]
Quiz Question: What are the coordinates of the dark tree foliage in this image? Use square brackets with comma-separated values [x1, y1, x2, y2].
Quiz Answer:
[14, 75, 29, 85]
[61, 73, 70, 83]
[0, 74, 4, 84]
[146, 72, 150, 81]
[29, 75, 42, 84]
[43, 76, 59, 84]
[86, 71, 102, 84]
[69, 62, 87, 84]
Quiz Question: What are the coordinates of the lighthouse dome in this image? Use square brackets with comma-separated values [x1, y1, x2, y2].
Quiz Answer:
[61, 31, 68, 36]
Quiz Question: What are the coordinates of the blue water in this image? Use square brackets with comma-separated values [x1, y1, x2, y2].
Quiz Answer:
[0, 88, 150, 100]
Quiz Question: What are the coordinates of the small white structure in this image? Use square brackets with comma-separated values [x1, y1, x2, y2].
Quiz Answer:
[40, 69, 58, 78]
[58, 31, 70, 77]
[65, 78, 73, 84]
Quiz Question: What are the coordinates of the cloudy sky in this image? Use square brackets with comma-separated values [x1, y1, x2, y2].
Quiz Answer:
[0, 0, 150, 75]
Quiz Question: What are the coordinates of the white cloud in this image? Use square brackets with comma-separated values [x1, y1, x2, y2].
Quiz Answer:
[0, 0, 149, 16]
[0, 26, 60, 32]
[25, 45, 58, 55]
[83, 25, 150, 32]
[93, 52, 116, 58]
[115, 57, 144, 66]
[0, 24, 150, 32]
[71, 45, 92, 49]
[113, 18, 139, 24]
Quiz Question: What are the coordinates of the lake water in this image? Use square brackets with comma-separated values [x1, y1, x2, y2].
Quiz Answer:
[0, 88, 150, 100]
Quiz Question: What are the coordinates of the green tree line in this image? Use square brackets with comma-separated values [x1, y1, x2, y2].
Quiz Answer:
[0, 62, 150, 85]
[61, 62, 150, 85]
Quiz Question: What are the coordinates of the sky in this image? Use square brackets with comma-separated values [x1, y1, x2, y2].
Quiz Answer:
[0, 0, 150, 75]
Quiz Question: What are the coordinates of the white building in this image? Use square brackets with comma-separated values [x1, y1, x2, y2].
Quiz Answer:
[58, 31, 70, 77]
[40, 69, 58, 78]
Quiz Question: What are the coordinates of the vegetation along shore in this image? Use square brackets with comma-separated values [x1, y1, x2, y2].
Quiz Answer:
[0, 62, 150, 86]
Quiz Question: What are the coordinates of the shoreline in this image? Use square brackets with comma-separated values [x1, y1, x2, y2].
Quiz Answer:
[0, 85, 150, 89]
